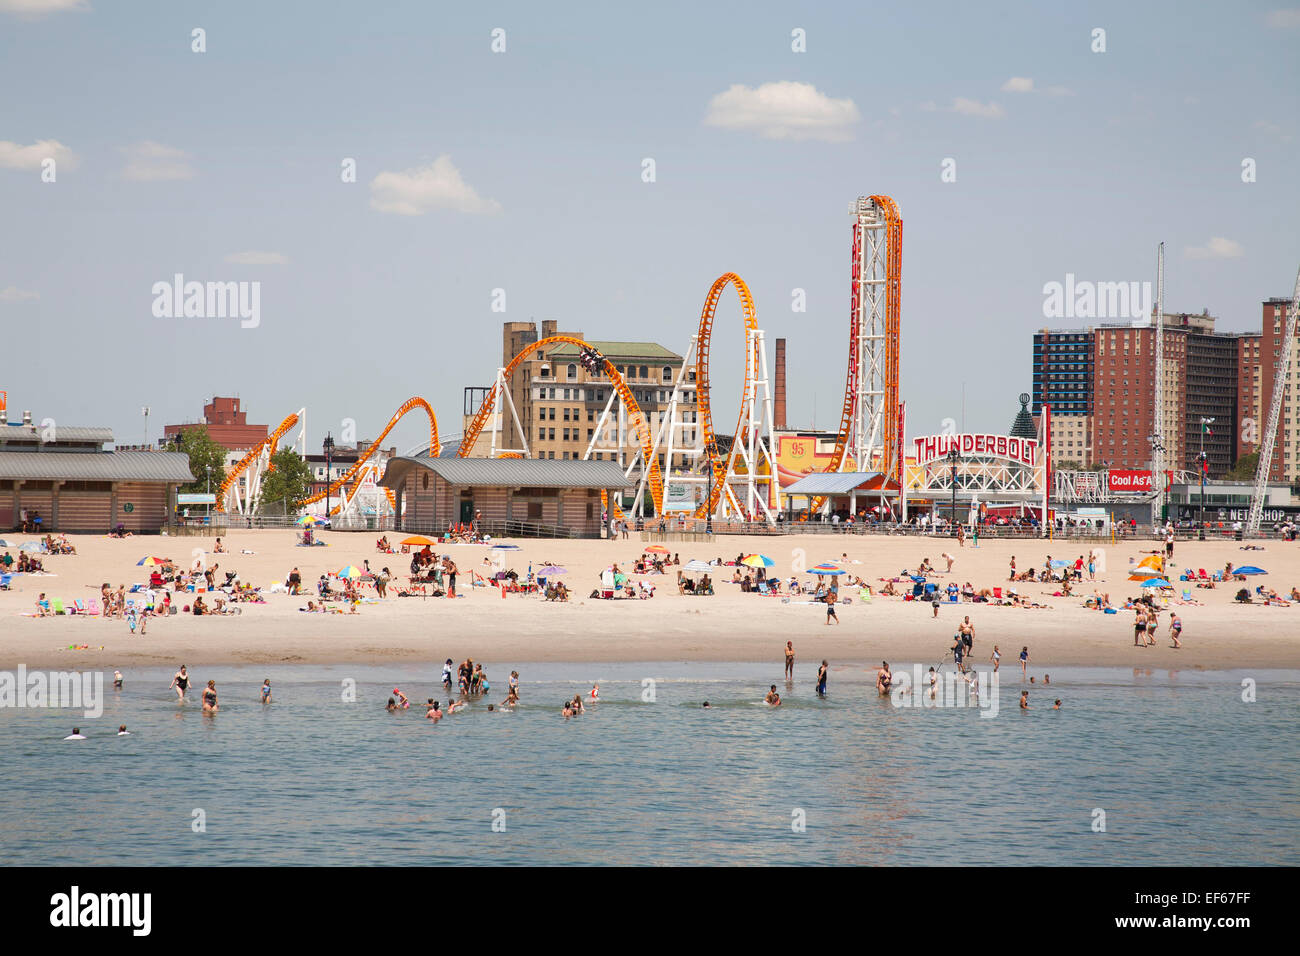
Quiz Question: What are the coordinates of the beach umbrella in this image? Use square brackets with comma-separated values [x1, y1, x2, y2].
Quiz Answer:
[682, 559, 713, 573]
[401, 535, 435, 546]
[136, 556, 167, 566]
[297, 514, 322, 526]
[492, 544, 521, 550]
[537, 565, 567, 576]
[643, 545, 670, 554]
[1137, 555, 1163, 570]
[740, 554, 774, 568]
[18, 542, 42, 552]
[1050, 559, 1069, 568]
[338, 565, 363, 579]
[810, 563, 847, 575]
[1140, 578, 1171, 588]
[0, 539, 14, 547]
[1128, 571, 1162, 581]
[1234, 566, 1267, 575]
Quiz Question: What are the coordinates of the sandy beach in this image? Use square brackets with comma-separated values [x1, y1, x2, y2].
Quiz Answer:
[2, 529, 1297, 671]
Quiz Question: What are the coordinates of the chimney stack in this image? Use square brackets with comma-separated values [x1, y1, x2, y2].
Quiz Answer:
[23, 410, 32, 426]
[774, 338, 787, 430]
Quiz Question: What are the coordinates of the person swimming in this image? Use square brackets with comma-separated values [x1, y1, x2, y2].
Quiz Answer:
[386, 697, 398, 712]
[562, 700, 574, 718]
[117, 725, 130, 735]
[426, 700, 442, 721]
[702, 701, 712, 708]
[64, 727, 87, 740]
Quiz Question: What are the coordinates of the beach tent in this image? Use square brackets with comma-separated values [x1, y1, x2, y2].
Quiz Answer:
[1128, 569, 1163, 581]
[682, 560, 713, 573]
[1137, 555, 1164, 570]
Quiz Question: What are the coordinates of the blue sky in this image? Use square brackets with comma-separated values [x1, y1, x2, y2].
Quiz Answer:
[2, 0, 1297, 451]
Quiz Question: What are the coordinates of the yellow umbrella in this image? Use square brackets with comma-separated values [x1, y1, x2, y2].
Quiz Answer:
[401, 535, 436, 546]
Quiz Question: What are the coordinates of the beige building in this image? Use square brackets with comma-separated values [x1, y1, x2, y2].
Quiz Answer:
[498, 320, 699, 474]
[1046, 414, 1091, 468]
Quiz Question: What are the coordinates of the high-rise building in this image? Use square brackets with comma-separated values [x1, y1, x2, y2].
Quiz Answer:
[498, 321, 699, 472]
[1259, 296, 1299, 482]
[1090, 322, 1186, 471]
[1032, 330, 1094, 468]
[163, 397, 268, 452]
[1236, 333, 1263, 459]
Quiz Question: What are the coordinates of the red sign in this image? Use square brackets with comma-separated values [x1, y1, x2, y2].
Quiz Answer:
[1107, 469, 1152, 493]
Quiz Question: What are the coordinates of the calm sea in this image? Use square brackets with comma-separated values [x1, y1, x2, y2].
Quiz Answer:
[1, 662, 1296, 866]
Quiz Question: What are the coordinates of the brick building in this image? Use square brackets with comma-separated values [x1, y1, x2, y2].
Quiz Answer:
[164, 397, 268, 451]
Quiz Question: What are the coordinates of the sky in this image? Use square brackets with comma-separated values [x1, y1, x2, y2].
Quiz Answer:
[2, 0, 1298, 454]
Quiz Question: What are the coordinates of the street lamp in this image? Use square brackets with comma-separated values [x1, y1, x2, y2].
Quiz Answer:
[946, 446, 961, 537]
[706, 465, 714, 534]
[323, 433, 335, 526]
[1198, 417, 1214, 540]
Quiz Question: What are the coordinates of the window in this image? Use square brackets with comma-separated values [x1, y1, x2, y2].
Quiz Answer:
[538, 408, 546, 421]
[527, 502, 542, 518]
[662, 366, 673, 382]
[563, 408, 570, 421]
[639, 366, 648, 378]
[548, 407, 555, 420]
[540, 366, 550, 377]
[567, 364, 577, 381]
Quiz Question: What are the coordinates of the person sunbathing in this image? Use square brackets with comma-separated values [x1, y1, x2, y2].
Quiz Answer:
[880, 581, 898, 596]
[1291, 587, 1300, 602]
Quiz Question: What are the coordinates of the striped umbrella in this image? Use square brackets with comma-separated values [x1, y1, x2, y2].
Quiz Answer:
[136, 556, 168, 566]
[338, 565, 363, 579]
[810, 563, 847, 576]
[682, 560, 713, 573]
[740, 554, 774, 568]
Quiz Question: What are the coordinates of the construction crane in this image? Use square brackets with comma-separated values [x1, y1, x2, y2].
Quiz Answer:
[1246, 265, 1300, 534]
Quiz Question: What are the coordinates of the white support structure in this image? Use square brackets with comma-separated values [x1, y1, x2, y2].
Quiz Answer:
[488, 367, 531, 459]
[1150, 243, 1165, 528]
[843, 196, 889, 476]
[581, 380, 651, 515]
[226, 407, 306, 515]
[717, 327, 778, 522]
[1247, 265, 1300, 534]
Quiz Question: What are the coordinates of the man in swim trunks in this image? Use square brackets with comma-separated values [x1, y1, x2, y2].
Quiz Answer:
[959, 616, 975, 658]
[952, 634, 965, 672]
[816, 660, 828, 696]
[764, 684, 781, 706]
[784, 641, 794, 680]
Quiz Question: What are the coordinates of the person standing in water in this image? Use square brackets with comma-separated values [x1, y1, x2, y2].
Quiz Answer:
[816, 660, 828, 696]
[202, 680, 219, 713]
[260, 679, 272, 704]
[1019, 646, 1030, 679]
[171, 665, 190, 702]
[784, 641, 795, 681]
[989, 645, 1001, 673]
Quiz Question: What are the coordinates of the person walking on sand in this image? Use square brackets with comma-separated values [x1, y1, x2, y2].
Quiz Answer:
[1134, 607, 1147, 647]
[1009, 556, 1016, 581]
[989, 645, 1001, 673]
[1169, 611, 1183, 648]
[1145, 605, 1159, 647]
[825, 592, 839, 624]
[1019, 646, 1030, 679]
[784, 641, 794, 681]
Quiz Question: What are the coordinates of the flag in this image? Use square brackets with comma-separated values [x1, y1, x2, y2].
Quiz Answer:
[1203, 423, 1213, 436]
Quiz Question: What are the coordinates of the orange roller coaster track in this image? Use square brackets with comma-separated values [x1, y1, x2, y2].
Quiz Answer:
[215, 410, 303, 513]
[301, 397, 440, 515]
[694, 272, 760, 518]
[460, 335, 663, 513]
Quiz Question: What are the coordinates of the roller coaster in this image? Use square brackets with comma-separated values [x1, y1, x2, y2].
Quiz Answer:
[214, 193, 904, 526]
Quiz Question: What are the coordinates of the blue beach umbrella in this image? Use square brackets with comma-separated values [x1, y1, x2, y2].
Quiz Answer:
[1234, 566, 1267, 575]
[1140, 578, 1171, 588]
[1050, 559, 1069, 568]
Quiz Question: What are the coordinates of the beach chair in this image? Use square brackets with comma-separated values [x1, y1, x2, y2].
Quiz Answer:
[993, 587, 1002, 599]
[1197, 569, 1208, 580]
[1181, 589, 1192, 603]
[757, 580, 770, 595]
[0, 573, 10, 590]
[52, 599, 66, 615]
[88, 598, 100, 615]
[858, 587, 873, 603]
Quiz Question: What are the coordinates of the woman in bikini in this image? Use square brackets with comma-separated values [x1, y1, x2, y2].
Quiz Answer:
[1134, 607, 1147, 647]
[1145, 605, 1159, 647]
[1168, 611, 1183, 648]
[876, 662, 893, 696]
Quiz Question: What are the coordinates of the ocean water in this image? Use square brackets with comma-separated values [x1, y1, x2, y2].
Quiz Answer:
[1, 662, 1296, 866]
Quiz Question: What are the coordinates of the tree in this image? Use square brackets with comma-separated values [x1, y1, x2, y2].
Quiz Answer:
[177, 426, 228, 496]
[1226, 451, 1259, 481]
[1056, 460, 1081, 470]
[257, 447, 315, 514]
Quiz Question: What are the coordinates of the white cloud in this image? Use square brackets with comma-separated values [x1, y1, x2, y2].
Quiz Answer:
[1266, 9, 1300, 27]
[0, 138, 77, 171]
[1185, 237, 1245, 260]
[1001, 77, 1035, 93]
[951, 97, 1006, 119]
[120, 141, 195, 181]
[224, 251, 289, 265]
[703, 81, 861, 142]
[0, 0, 89, 17]
[0, 286, 40, 302]
[369, 155, 502, 216]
